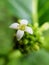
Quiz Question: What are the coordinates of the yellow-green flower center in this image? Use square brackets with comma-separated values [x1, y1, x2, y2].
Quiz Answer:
[18, 24, 26, 30]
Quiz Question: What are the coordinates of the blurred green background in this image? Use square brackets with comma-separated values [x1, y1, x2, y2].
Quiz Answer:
[0, 0, 49, 65]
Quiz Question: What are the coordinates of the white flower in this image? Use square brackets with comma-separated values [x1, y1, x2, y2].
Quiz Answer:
[9, 19, 33, 41]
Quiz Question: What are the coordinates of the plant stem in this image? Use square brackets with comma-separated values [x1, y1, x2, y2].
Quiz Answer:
[32, 0, 38, 27]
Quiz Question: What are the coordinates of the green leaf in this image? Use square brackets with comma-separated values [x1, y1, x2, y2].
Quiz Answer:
[0, 58, 5, 65]
[22, 49, 49, 65]
[0, 0, 14, 55]
[7, 0, 32, 23]
[38, 0, 49, 25]
[39, 0, 49, 18]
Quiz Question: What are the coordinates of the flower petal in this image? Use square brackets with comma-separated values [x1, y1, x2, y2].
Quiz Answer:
[16, 30, 24, 41]
[20, 19, 28, 25]
[25, 26, 33, 34]
[9, 23, 19, 29]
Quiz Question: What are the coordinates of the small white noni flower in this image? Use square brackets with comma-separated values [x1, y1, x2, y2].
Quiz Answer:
[9, 19, 33, 41]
